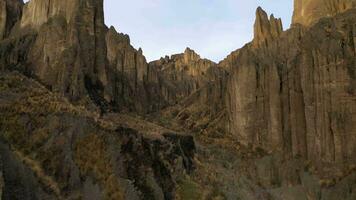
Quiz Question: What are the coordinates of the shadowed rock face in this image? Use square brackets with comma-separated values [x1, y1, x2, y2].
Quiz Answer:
[0, 0, 23, 39]
[148, 48, 218, 107]
[105, 26, 151, 113]
[293, 0, 356, 26]
[226, 7, 356, 167]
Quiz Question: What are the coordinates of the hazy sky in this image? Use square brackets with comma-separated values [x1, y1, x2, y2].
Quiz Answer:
[24, 0, 294, 62]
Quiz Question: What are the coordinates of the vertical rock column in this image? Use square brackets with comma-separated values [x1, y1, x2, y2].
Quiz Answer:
[0, 0, 23, 39]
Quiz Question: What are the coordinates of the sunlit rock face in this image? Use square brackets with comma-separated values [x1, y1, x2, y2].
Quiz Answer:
[292, 0, 356, 26]
[253, 7, 283, 48]
[20, 0, 77, 28]
[226, 6, 356, 167]
[1, 0, 109, 105]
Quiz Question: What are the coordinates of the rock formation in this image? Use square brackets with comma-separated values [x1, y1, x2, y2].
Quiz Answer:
[293, 0, 356, 26]
[253, 7, 283, 47]
[226, 6, 356, 167]
[1, 0, 109, 106]
[148, 48, 217, 107]
[105, 26, 150, 112]
[0, 0, 23, 39]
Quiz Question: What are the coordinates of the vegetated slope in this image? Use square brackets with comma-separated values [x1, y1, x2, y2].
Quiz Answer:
[0, 71, 195, 199]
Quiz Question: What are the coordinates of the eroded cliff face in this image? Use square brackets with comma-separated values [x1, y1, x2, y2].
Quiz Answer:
[0, 1, 222, 115]
[148, 48, 217, 106]
[20, 0, 77, 28]
[293, 0, 356, 26]
[227, 7, 356, 168]
[1, 0, 109, 106]
[105, 26, 151, 113]
[0, 0, 23, 39]
[253, 7, 283, 48]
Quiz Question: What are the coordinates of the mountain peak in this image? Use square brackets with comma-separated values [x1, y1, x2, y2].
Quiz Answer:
[184, 47, 200, 63]
[253, 7, 283, 47]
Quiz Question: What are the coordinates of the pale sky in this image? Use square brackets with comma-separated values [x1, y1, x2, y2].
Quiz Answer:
[24, 0, 294, 62]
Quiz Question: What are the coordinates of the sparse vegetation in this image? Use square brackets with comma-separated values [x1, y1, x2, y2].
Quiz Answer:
[176, 176, 203, 200]
[74, 133, 124, 200]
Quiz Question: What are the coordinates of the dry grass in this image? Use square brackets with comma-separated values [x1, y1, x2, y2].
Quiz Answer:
[0, 72, 124, 198]
[13, 148, 62, 197]
[74, 133, 124, 200]
[176, 176, 203, 200]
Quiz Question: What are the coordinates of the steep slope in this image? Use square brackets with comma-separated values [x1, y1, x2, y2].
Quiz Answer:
[0, 71, 195, 199]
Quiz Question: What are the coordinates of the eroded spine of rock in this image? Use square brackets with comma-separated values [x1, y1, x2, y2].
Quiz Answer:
[253, 7, 283, 48]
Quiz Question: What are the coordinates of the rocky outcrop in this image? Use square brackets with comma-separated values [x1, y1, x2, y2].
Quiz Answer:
[293, 0, 356, 26]
[226, 7, 356, 169]
[253, 7, 283, 48]
[105, 26, 150, 113]
[1, 0, 109, 106]
[19, 0, 77, 29]
[148, 48, 217, 107]
[0, 0, 23, 39]
[158, 65, 228, 137]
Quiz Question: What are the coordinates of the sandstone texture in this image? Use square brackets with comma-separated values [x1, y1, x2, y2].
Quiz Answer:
[0, 0, 22, 39]
[293, 0, 356, 26]
[226, 6, 356, 168]
[253, 7, 283, 48]
[148, 48, 217, 107]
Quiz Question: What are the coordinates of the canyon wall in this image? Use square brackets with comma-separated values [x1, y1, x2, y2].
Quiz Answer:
[148, 48, 217, 106]
[0, 0, 22, 39]
[0, 0, 220, 114]
[1, 0, 109, 105]
[226, 6, 356, 167]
